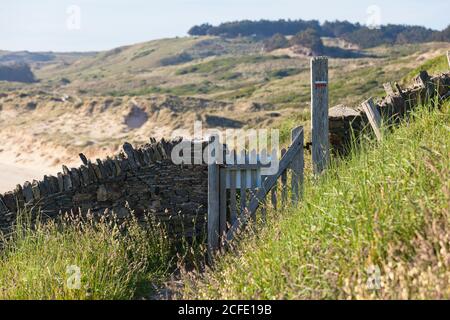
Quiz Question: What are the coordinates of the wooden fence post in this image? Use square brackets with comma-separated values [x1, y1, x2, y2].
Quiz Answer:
[290, 126, 304, 203]
[311, 56, 329, 175]
[361, 98, 382, 142]
[207, 134, 220, 259]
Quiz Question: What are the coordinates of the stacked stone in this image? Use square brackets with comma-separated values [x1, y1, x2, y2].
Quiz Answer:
[329, 72, 450, 153]
[328, 105, 365, 154]
[0, 137, 209, 240]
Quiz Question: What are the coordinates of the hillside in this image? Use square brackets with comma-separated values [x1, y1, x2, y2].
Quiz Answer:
[0, 36, 448, 193]
[177, 101, 450, 300]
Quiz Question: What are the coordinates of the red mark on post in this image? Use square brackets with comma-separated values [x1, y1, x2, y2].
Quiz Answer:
[315, 81, 327, 88]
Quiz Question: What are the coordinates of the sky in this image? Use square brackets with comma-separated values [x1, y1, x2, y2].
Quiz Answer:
[0, 0, 448, 52]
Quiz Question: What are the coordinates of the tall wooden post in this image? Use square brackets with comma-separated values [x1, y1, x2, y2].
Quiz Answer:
[311, 56, 329, 174]
[207, 134, 220, 260]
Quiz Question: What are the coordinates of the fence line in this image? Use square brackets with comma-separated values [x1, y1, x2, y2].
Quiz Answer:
[207, 55, 450, 257]
[207, 56, 330, 255]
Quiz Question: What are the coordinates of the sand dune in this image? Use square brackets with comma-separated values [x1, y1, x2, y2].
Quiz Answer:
[0, 161, 56, 193]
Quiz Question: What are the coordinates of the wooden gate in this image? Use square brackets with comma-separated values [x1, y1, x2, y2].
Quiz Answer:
[207, 126, 304, 254]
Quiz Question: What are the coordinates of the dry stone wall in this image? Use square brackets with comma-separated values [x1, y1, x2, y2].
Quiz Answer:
[0, 138, 209, 239]
[329, 71, 450, 153]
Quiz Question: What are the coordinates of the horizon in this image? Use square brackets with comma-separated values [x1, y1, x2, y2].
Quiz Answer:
[0, 0, 449, 53]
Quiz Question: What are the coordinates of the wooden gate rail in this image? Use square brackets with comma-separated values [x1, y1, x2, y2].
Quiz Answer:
[225, 127, 304, 243]
[207, 126, 304, 255]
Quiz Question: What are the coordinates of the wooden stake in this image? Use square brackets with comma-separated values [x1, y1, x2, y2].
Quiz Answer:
[207, 135, 220, 258]
[311, 56, 329, 174]
[362, 98, 382, 142]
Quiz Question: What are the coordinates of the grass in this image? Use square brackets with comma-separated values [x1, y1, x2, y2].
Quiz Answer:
[177, 100, 450, 299]
[175, 55, 287, 76]
[403, 54, 449, 84]
[0, 212, 172, 299]
[108, 81, 221, 97]
[266, 68, 302, 80]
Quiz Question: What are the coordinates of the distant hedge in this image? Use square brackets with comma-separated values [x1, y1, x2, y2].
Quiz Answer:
[188, 19, 450, 48]
[0, 62, 36, 83]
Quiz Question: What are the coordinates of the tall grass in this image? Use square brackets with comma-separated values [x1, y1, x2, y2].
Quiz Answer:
[402, 54, 449, 84]
[177, 101, 449, 299]
[0, 212, 172, 300]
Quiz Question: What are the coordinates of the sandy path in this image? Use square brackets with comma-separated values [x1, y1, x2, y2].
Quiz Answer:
[0, 161, 56, 193]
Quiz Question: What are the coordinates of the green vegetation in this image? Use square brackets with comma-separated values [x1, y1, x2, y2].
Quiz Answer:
[131, 48, 156, 61]
[178, 101, 450, 299]
[289, 28, 325, 55]
[0, 213, 171, 299]
[176, 55, 287, 76]
[188, 19, 449, 48]
[403, 54, 449, 83]
[0, 62, 36, 83]
[267, 68, 302, 80]
[214, 85, 258, 100]
[109, 80, 221, 97]
[263, 33, 289, 52]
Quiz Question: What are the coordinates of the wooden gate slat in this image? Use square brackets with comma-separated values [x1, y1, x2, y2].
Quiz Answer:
[229, 169, 237, 224]
[207, 135, 220, 256]
[281, 148, 287, 207]
[251, 169, 257, 221]
[219, 167, 227, 242]
[240, 167, 247, 215]
[290, 127, 304, 203]
[362, 98, 382, 141]
[226, 128, 304, 242]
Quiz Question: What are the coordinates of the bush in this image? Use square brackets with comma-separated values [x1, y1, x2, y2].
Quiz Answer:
[263, 33, 289, 52]
[290, 28, 325, 55]
[0, 62, 36, 83]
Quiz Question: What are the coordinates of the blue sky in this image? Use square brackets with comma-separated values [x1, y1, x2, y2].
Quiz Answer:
[0, 0, 448, 52]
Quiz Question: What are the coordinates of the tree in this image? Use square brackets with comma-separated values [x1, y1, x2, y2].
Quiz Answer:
[0, 62, 36, 83]
[289, 29, 325, 55]
[188, 23, 213, 36]
[433, 25, 450, 41]
[263, 33, 289, 51]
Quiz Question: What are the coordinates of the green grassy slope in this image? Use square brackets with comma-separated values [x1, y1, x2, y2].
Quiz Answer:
[402, 53, 450, 83]
[0, 214, 172, 299]
[179, 101, 450, 299]
[3, 36, 446, 110]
